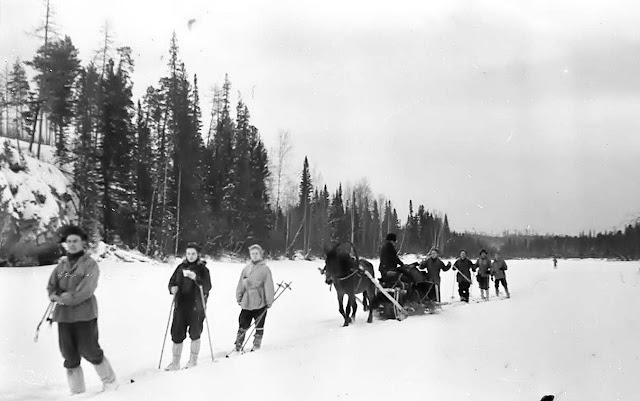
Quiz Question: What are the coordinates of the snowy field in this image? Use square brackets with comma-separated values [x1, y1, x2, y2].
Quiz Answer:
[1, 257, 639, 401]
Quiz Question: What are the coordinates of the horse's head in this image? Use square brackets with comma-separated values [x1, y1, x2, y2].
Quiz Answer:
[318, 264, 333, 285]
[324, 242, 356, 280]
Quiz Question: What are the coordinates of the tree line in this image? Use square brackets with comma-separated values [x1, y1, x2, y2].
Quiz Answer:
[1, 3, 637, 261]
[445, 224, 640, 260]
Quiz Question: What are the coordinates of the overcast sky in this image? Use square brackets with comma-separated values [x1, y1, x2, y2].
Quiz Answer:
[2, 0, 640, 235]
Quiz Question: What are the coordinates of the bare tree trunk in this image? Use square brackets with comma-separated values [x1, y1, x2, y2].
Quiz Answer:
[29, 105, 38, 152]
[37, 114, 43, 159]
[285, 210, 290, 254]
[351, 194, 355, 243]
[146, 188, 156, 255]
[174, 167, 182, 255]
[306, 202, 312, 257]
[161, 155, 169, 252]
[286, 214, 306, 256]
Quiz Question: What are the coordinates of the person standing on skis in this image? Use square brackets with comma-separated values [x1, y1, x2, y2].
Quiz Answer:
[491, 251, 510, 298]
[235, 244, 275, 352]
[475, 249, 492, 299]
[46, 225, 118, 395]
[452, 250, 474, 302]
[165, 243, 212, 371]
[418, 248, 451, 302]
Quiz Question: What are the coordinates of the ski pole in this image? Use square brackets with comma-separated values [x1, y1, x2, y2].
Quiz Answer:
[450, 277, 456, 300]
[158, 295, 175, 369]
[198, 285, 215, 362]
[240, 281, 292, 353]
[34, 301, 54, 343]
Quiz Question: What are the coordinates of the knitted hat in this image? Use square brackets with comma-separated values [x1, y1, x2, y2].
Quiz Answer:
[248, 244, 264, 253]
[385, 233, 397, 242]
[479, 249, 488, 255]
[59, 225, 88, 242]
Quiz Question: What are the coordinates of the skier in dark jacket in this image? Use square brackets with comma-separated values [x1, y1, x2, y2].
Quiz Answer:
[475, 249, 492, 300]
[165, 243, 212, 371]
[452, 250, 474, 302]
[378, 233, 404, 281]
[46, 225, 118, 395]
[418, 248, 451, 302]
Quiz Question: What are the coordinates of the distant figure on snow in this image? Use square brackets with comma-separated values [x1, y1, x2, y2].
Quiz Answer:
[419, 248, 452, 302]
[475, 249, 492, 300]
[452, 250, 474, 302]
[491, 251, 510, 298]
[235, 244, 275, 352]
[378, 233, 405, 282]
[553, 257, 558, 269]
[165, 242, 212, 370]
[46, 225, 118, 395]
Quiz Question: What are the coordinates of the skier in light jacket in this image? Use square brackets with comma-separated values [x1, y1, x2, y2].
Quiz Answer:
[46, 225, 118, 395]
[491, 251, 510, 298]
[235, 244, 275, 351]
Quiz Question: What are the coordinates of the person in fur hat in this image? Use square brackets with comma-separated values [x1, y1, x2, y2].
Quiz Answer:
[165, 242, 212, 370]
[378, 233, 405, 282]
[46, 225, 118, 395]
[234, 244, 275, 352]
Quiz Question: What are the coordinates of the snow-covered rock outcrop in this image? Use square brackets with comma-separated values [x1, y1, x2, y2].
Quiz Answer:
[0, 139, 77, 265]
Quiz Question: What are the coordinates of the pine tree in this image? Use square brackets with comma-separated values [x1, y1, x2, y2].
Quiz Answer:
[73, 64, 101, 234]
[98, 48, 136, 243]
[29, 36, 81, 161]
[7, 59, 30, 141]
[298, 157, 312, 253]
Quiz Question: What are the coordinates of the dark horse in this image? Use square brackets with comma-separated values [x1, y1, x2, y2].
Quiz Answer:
[323, 242, 376, 326]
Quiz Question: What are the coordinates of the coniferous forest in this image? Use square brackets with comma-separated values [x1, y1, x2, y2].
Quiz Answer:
[1, 17, 639, 262]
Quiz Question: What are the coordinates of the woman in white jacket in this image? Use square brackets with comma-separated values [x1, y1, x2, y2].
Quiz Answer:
[235, 244, 275, 351]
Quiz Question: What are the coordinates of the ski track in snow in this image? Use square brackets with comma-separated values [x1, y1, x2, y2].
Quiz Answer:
[1, 258, 639, 401]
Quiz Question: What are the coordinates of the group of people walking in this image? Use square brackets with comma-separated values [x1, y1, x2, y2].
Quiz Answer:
[45, 226, 274, 395]
[378, 233, 510, 303]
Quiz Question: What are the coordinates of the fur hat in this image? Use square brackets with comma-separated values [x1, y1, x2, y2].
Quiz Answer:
[385, 233, 397, 242]
[248, 244, 264, 253]
[479, 249, 488, 255]
[59, 225, 88, 243]
[185, 242, 201, 253]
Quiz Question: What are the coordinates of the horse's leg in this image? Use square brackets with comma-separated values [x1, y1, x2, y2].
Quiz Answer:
[351, 294, 357, 322]
[367, 285, 375, 323]
[362, 290, 369, 311]
[344, 293, 352, 325]
[337, 290, 349, 327]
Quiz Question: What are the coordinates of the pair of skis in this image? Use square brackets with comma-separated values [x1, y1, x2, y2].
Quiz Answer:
[225, 281, 292, 358]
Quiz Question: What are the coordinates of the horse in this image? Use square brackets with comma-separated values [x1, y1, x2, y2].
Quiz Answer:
[322, 242, 376, 326]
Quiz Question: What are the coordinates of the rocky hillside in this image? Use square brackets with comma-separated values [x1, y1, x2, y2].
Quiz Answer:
[0, 138, 77, 266]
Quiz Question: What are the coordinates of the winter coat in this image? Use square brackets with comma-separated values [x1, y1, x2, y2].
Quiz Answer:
[236, 260, 275, 311]
[168, 259, 212, 313]
[46, 252, 100, 323]
[476, 257, 492, 278]
[491, 259, 508, 280]
[453, 258, 474, 283]
[379, 241, 403, 276]
[419, 257, 451, 285]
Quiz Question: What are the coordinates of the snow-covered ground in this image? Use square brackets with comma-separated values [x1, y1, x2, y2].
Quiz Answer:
[1, 257, 639, 401]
